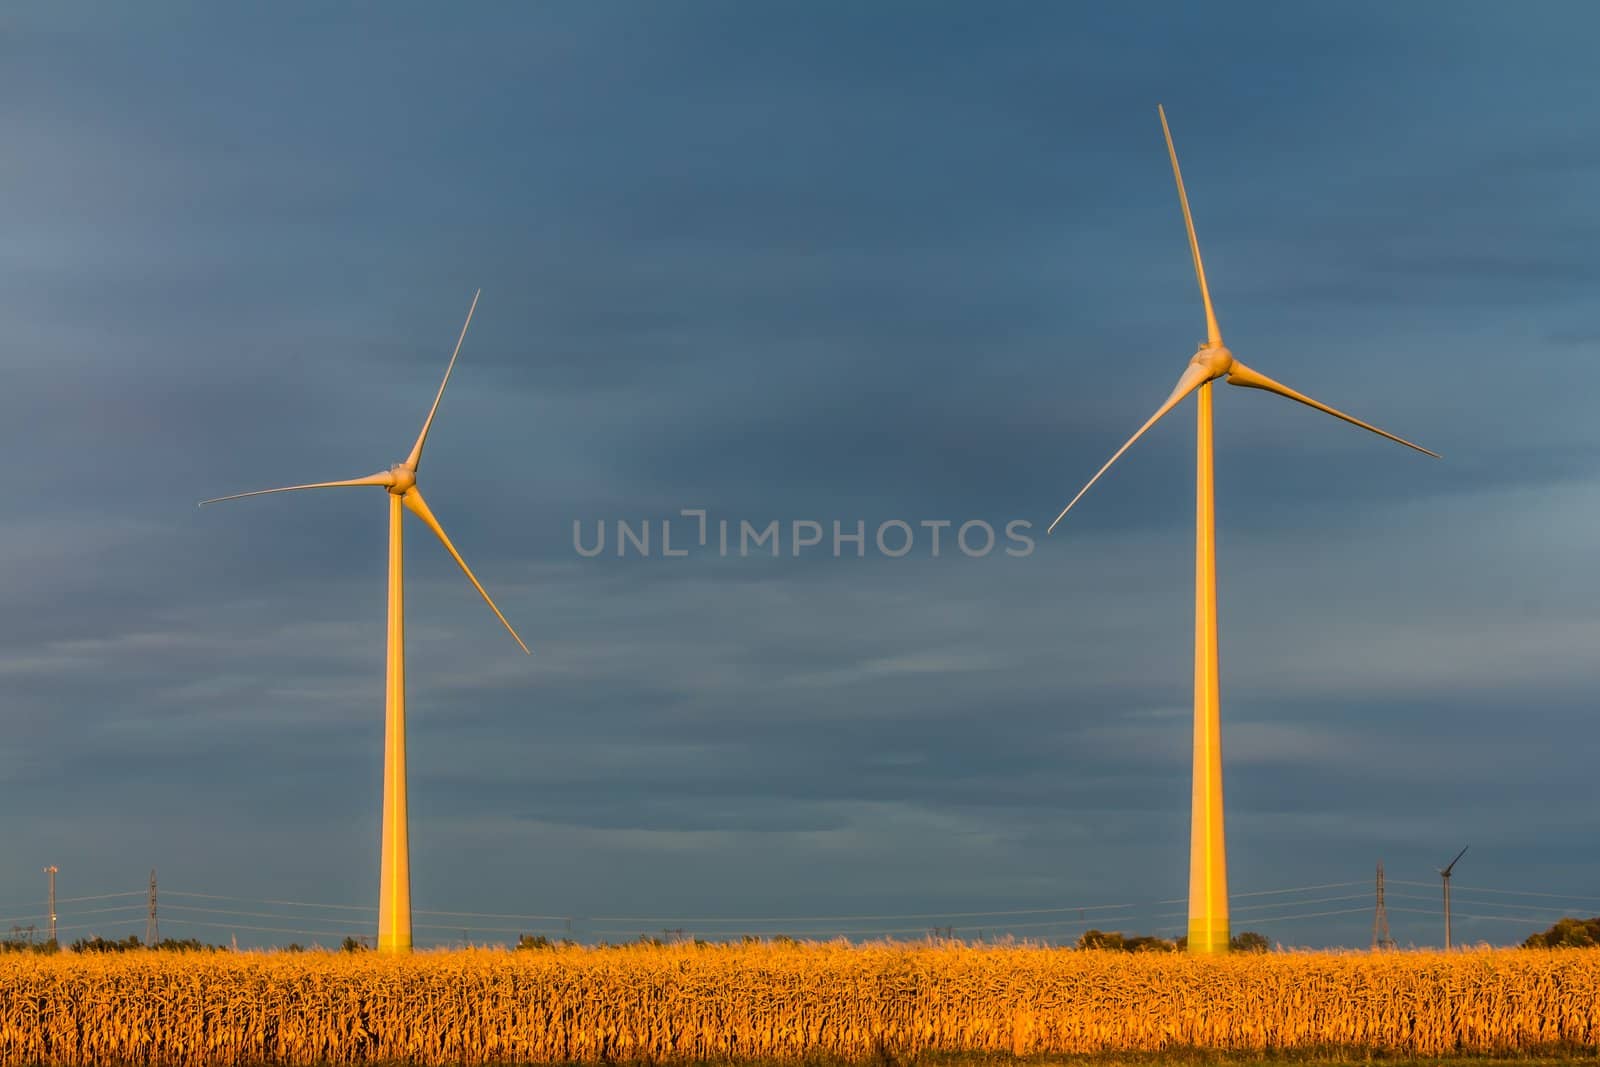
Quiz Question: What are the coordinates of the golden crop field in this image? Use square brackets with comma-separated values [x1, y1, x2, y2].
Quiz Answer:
[2, 941, 1598, 1066]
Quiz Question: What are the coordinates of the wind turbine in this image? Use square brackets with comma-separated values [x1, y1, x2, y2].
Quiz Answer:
[1046, 108, 1439, 955]
[200, 289, 528, 953]
[1440, 845, 1468, 950]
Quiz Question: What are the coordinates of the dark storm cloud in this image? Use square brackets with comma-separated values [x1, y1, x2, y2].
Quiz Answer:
[2, 2, 1598, 949]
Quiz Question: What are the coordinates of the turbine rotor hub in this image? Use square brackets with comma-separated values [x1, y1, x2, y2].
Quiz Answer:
[1190, 343, 1234, 381]
[387, 464, 417, 495]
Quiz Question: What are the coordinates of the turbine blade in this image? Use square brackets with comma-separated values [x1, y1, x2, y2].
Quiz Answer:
[401, 487, 530, 654]
[405, 288, 481, 471]
[1225, 361, 1440, 459]
[1047, 361, 1211, 534]
[1158, 105, 1222, 347]
[1441, 845, 1469, 875]
[199, 472, 394, 506]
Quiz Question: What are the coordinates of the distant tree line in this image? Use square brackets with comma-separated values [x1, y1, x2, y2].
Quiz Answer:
[1, 936, 57, 955]
[18, 921, 1600, 954]
[512, 930, 1278, 952]
[1077, 929, 1269, 952]
[1522, 917, 1600, 948]
[4, 934, 227, 954]
[515, 934, 580, 950]
[69, 935, 225, 953]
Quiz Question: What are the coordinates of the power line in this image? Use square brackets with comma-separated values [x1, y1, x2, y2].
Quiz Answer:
[1151, 880, 1367, 906]
[161, 891, 377, 912]
[579, 901, 1143, 926]
[1231, 906, 1372, 926]
[55, 891, 145, 904]
[0, 891, 172, 914]
[40, 922, 151, 939]
[155, 917, 380, 939]
[1390, 882, 1600, 908]
[19, 895, 1538, 947]
[547, 884, 1370, 927]
[1, 904, 146, 926]
[162, 892, 567, 922]
[1387, 892, 1577, 916]
[138, 879, 1379, 934]
[1234, 892, 1372, 913]
[416, 907, 583, 922]
[159, 904, 569, 938]
[162, 891, 1135, 928]
[1148, 893, 1371, 922]
[161, 905, 362, 932]
[126, 878, 1565, 946]
[1389, 906, 1573, 926]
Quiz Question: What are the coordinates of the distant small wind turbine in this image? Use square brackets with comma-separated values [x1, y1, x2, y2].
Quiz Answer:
[1440, 845, 1468, 950]
[1047, 107, 1439, 954]
[201, 290, 528, 953]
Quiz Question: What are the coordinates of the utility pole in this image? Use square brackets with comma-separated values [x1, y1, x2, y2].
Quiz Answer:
[1372, 861, 1394, 951]
[1440, 845, 1468, 950]
[43, 867, 58, 944]
[146, 869, 159, 948]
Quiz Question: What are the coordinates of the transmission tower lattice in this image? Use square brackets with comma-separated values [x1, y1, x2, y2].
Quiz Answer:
[43, 867, 58, 944]
[1372, 860, 1395, 950]
[146, 869, 159, 947]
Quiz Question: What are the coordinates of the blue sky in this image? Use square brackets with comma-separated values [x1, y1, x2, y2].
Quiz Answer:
[3, 2, 1599, 949]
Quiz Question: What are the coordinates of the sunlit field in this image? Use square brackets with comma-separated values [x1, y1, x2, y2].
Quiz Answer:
[2, 940, 1599, 1065]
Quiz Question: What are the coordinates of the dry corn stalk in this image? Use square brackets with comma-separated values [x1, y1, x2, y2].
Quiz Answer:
[0, 942, 1596, 1065]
